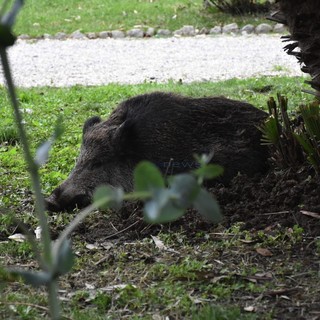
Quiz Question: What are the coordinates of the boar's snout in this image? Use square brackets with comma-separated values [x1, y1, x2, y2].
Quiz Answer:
[45, 185, 91, 212]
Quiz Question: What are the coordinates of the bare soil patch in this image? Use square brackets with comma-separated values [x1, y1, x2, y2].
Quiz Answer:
[61, 165, 320, 319]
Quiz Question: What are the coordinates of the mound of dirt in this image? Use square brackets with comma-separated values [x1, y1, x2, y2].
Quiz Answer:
[74, 165, 320, 243]
[213, 166, 320, 236]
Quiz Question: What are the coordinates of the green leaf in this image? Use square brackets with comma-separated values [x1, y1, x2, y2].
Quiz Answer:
[300, 102, 320, 141]
[193, 189, 222, 223]
[134, 161, 165, 192]
[144, 189, 184, 224]
[34, 117, 64, 166]
[9, 269, 52, 287]
[0, 265, 17, 282]
[170, 174, 200, 208]
[35, 140, 52, 166]
[259, 116, 280, 145]
[193, 153, 214, 165]
[193, 164, 224, 180]
[93, 185, 124, 210]
[53, 239, 74, 276]
[53, 115, 64, 140]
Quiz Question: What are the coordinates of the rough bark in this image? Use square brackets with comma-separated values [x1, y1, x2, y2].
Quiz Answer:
[270, 1, 320, 97]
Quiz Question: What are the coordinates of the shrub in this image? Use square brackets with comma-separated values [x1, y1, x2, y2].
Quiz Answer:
[259, 94, 320, 172]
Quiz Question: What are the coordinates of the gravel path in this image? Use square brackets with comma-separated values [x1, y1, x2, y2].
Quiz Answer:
[1, 34, 303, 88]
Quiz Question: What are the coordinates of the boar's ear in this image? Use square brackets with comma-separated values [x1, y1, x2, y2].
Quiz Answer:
[83, 116, 101, 134]
[113, 120, 137, 156]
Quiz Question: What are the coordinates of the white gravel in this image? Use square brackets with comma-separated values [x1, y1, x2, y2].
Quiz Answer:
[0, 34, 303, 88]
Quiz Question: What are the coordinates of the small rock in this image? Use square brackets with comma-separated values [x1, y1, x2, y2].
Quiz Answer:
[70, 30, 87, 39]
[222, 23, 239, 34]
[173, 25, 196, 37]
[199, 27, 209, 35]
[18, 34, 30, 40]
[126, 28, 144, 38]
[86, 32, 97, 39]
[256, 23, 272, 34]
[209, 26, 222, 34]
[241, 24, 255, 34]
[273, 23, 286, 33]
[145, 27, 155, 37]
[99, 31, 110, 39]
[111, 30, 125, 39]
[43, 33, 54, 40]
[55, 32, 67, 40]
[156, 29, 171, 37]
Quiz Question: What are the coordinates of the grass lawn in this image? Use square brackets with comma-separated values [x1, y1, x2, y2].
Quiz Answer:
[1, 77, 318, 319]
[14, 0, 269, 37]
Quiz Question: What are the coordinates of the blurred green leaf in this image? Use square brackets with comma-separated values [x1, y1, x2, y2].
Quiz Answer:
[34, 116, 65, 166]
[193, 189, 222, 223]
[193, 164, 224, 180]
[93, 185, 124, 210]
[144, 189, 184, 223]
[35, 140, 52, 166]
[194, 153, 214, 166]
[53, 115, 64, 140]
[53, 239, 74, 276]
[1, 0, 24, 27]
[134, 161, 165, 192]
[170, 174, 200, 208]
[10, 269, 52, 287]
[0, 265, 16, 282]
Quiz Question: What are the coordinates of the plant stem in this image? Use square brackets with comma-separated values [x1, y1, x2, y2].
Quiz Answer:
[123, 191, 151, 201]
[56, 190, 151, 249]
[47, 280, 61, 320]
[0, 49, 52, 266]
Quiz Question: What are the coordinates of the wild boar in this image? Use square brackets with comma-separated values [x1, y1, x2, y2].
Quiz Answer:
[46, 91, 268, 212]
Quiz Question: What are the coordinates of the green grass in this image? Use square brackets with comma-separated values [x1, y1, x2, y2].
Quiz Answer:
[1, 221, 312, 319]
[13, 0, 270, 37]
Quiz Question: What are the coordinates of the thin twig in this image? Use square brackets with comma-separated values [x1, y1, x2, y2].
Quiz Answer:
[258, 211, 290, 216]
[103, 220, 140, 240]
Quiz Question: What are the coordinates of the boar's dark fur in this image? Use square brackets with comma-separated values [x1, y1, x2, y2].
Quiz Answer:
[46, 92, 268, 212]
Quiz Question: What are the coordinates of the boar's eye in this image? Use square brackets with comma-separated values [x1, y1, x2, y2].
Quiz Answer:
[88, 160, 104, 170]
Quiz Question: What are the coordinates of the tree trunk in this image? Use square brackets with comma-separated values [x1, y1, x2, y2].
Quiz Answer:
[270, 1, 320, 97]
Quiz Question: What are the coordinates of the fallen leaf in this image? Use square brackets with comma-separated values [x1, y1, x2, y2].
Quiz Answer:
[244, 306, 255, 312]
[8, 233, 26, 242]
[85, 283, 95, 290]
[301, 210, 320, 219]
[35, 226, 42, 240]
[240, 239, 256, 244]
[256, 247, 273, 257]
[255, 272, 273, 279]
[86, 243, 99, 250]
[151, 235, 167, 250]
[100, 284, 136, 292]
